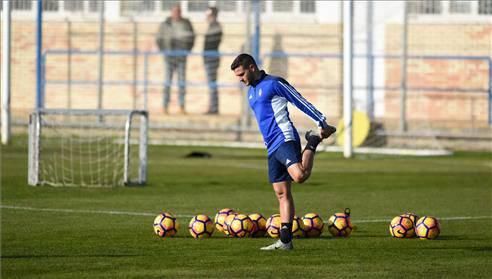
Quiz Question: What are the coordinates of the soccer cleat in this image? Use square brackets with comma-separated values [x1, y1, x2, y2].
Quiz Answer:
[322, 124, 337, 139]
[260, 240, 293, 251]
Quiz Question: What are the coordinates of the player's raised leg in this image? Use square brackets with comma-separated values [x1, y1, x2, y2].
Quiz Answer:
[287, 125, 337, 184]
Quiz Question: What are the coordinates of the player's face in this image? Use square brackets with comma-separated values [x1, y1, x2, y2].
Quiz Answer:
[234, 65, 255, 86]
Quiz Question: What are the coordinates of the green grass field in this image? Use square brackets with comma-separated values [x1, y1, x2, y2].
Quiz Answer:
[2, 137, 491, 278]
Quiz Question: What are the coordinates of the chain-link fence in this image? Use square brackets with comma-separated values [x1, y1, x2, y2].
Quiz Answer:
[2, 0, 491, 151]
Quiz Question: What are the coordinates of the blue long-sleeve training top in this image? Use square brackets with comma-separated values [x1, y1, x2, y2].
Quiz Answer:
[248, 71, 327, 155]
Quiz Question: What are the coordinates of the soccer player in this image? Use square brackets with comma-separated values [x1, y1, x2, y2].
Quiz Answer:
[230, 53, 336, 250]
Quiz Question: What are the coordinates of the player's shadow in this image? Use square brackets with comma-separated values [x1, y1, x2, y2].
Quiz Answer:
[432, 235, 474, 241]
[1, 254, 138, 259]
[468, 247, 492, 252]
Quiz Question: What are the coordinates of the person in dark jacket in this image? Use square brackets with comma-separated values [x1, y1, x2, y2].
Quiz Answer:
[203, 6, 222, 114]
[156, 4, 195, 114]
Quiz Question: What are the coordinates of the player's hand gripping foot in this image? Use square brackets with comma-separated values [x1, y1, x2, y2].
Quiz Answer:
[305, 124, 337, 142]
[305, 130, 322, 142]
[260, 240, 293, 251]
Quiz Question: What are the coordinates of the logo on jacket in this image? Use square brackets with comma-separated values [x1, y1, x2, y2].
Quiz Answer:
[258, 89, 263, 97]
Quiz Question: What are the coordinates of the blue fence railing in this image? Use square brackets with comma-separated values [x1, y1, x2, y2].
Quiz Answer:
[41, 50, 492, 124]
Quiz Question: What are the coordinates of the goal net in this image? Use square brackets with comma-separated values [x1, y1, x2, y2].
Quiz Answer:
[28, 109, 148, 187]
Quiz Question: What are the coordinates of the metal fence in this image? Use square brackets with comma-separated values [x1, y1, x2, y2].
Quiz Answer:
[41, 49, 492, 131]
[3, 0, 492, 150]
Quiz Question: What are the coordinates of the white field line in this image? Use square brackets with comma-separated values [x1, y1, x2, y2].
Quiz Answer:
[2, 205, 491, 223]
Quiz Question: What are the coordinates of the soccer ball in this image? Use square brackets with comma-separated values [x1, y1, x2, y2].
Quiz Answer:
[189, 215, 214, 239]
[302, 213, 324, 237]
[214, 208, 235, 233]
[266, 214, 281, 238]
[153, 212, 179, 237]
[402, 212, 419, 225]
[292, 216, 305, 238]
[228, 214, 254, 238]
[223, 213, 237, 236]
[249, 213, 267, 237]
[266, 214, 305, 238]
[389, 215, 415, 238]
[327, 213, 353, 237]
[415, 216, 440, 240]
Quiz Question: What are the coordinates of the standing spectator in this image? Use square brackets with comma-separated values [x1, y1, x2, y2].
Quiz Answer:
[156, 4, 195, 114]
[203, 6, 223, 114]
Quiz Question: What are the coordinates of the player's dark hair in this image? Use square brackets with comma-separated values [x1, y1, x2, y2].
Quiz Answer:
[230, 53, 258, 71]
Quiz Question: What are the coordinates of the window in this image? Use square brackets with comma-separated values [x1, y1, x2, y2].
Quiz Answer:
[408, 0, 442, 14]
[121, 0, 155, 15]
[449, 1, 471, 13]
[161, 0, 180, 11]
[64, 0, 84, 12]
[241, 1, 266, 12]
[216, 0, 237, 12]
[300, 0, 316, 13]
[478, 0, 492, 14]
[43, 0, 59, 11]
[272, 1, 293, 12]
[187, 0, 208, 12]
[12, 0, 32, 11]
[141, 0, 156, 11]
[89, 1, 102, 12]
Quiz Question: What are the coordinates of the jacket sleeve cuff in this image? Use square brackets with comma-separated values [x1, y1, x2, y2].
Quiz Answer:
[318, 120, 329, 129]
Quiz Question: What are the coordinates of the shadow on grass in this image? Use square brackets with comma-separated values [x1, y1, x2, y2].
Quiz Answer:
[2, 254, 138, 259]
[469, 247, 492, 252]
[434, 235, 480, 241]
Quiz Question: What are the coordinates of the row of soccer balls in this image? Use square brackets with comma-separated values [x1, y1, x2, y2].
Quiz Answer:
[153, 208, 353, 239]
[154, 209, 441, 240]
[390, 213, 441, 240]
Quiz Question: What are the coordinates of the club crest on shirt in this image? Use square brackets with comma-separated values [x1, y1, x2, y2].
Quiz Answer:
[258, 88, 263, 97]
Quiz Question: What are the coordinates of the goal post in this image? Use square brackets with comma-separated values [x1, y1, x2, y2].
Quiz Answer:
[28, 109, 148, 187]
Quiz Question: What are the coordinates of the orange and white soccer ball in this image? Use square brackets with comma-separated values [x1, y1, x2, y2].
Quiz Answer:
[214, 208, 235, 233]
[249, 213, 267, 237]
[153, 212, 179, 237]
[302, 213, 324, 237]
[327, 212, 353, 237]
[402, 212, 419, 225]
[223, 213, 237, 236]
[415, 216, 440, 240]
[389, 215, 415, 238]
[228, 214, 254, 238]
[189, 214, 214, 239]
[266, 214, 281, 238]
[292, 216, 305, 238]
